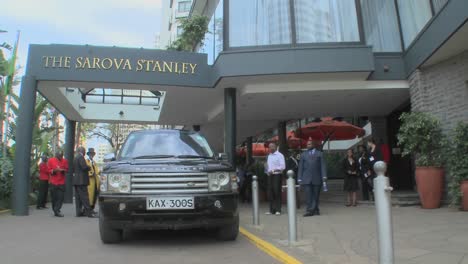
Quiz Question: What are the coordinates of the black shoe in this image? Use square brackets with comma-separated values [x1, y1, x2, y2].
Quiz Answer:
[76, 211, 86, 217]
[54, 212, 64, 217]
[314, 210, 320, 216]
[303, 211, 314, 217]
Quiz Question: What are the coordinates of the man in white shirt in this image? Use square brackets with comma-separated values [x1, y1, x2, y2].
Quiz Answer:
[266, 143, 286, 215]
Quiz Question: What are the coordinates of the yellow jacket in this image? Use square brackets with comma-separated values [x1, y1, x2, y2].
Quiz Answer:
[86, 158, 100, 187]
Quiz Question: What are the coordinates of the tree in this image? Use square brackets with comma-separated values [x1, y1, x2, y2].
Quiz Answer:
[167, 15, 210, 51]
[76, 122, 97, 149]
[0, 92, 57, 208]
[87, 123, 124, 154]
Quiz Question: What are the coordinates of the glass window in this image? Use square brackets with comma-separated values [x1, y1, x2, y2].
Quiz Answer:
[432, 0, 448, 13]
[213, 0, 223, 61]
[397, 0, 432, 48]
[229, 0, 292, 47]
[295, 0, 360, 43]
[104, 96, 121, 104]
[119, 131, 214, 160]
[177, 25, 183, 36]
[141, 97, 159, 106]
[122, 97, 140, 105]
[361, 0, 402, 52]
[199, 0, 223, 65]
[200, 13, 215, 64]
[178, 1, 191, 13]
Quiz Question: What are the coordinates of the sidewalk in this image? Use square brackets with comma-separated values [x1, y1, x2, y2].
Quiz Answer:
[239, 202, 468, 264]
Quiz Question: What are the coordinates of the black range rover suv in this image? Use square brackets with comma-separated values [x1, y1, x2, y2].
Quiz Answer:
[98, 129, 239, 243]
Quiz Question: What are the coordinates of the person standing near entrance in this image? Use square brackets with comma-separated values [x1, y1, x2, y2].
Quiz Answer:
[73, 146, 96, 218]
[366, 138, 384, 200]
[266, 143, 285, 215]
[48, 150, 68, 217]
[358, 145, 371, 201]
[286, 151, 301, 209]
[298, 140, 327, 217]
[343, 149, 359, 206]
[86, 148, 100, 210]
[36, 154, 50, 210]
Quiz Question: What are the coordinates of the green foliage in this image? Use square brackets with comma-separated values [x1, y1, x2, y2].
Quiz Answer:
[0, 49, 8, 76]
[447, 122, 468, 207]
[397, 112, 445, 167]
[1, 93, 57, 208]
[324, 151, 346, 179]
[167, 15, 210, 51]
[0, 157, 14, 208]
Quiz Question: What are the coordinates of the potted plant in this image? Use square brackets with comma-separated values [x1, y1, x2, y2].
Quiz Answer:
[447, 122, 468, 210]
[397, 112, 445, 209]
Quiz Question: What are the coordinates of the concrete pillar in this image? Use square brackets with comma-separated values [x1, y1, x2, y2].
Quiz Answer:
[12, 76, 37, 216]
[64, 120, 76, 204]
[369, 117, 389, 144]
[278, 121, 288, 155]
[246, 136, 253, 163]
[224, 88, 236, 167]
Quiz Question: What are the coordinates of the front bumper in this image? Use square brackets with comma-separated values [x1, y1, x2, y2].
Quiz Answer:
[99, 193, 238, 230]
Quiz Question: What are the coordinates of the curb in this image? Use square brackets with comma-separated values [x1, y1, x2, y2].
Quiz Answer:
[0, 205, 38, 215]
[239, 227, 302, 264]
[0, 209, 11, 215]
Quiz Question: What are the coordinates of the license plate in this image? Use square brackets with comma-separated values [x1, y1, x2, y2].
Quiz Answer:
[146, 197, 194, 210]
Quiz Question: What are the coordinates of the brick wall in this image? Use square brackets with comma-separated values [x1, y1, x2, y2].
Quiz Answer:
[409, 51, 468, 133]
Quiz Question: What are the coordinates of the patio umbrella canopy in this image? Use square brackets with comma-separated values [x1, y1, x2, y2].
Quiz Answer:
[264, 131, 307, 149]
[295, 117, 365, 142]
[237, 143, 270, 157]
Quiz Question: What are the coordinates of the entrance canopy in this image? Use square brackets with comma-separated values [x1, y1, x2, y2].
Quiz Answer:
[14, 44, 410, 215]
[26, 44, 409, 151]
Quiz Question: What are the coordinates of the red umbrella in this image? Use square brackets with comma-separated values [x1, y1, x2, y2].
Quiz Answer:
[296, 117, 365, 142]
[264, 131, 307, 149]
[236, 143, 270, 157]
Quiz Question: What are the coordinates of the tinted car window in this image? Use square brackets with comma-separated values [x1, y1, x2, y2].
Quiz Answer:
[118, 131, 214, 160]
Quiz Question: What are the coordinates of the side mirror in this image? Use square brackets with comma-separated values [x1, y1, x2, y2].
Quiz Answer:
[217, 153, 228, 161]
[104, 153, 116, 162]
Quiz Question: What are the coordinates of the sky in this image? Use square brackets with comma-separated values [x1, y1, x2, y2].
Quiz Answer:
[2, 0, 164, 150]
[2, 0, 163, 76]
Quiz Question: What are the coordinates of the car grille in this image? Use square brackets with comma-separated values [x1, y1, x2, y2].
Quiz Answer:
[131, 172, 209, 194]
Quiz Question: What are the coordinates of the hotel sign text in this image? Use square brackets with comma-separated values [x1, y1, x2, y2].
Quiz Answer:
[42, 56, 198, 74]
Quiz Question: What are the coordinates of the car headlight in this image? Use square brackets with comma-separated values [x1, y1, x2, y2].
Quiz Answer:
[100, 174, 108, 192]
[208, 172, 232, 192]
[103, 174, 131, 193]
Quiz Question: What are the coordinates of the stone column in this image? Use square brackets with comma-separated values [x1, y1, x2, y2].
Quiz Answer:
[64, 120, 76, 204]
[224, 88, 237, 167]
[12, 76, 37, 216]
[278, 121, 288, 155]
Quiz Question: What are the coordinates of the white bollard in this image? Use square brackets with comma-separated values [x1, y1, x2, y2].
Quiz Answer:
[373, 161, 394, 264]
[287, 170, 297, 245]
[252, 175, 260, 226]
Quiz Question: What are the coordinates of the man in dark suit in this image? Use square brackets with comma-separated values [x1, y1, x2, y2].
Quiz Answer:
[298, 140, 327, 217]
[73, 146, 96, 218]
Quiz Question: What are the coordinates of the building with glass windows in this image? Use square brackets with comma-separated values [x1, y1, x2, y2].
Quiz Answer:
[9, 0, 467, 215]
[158, 0, 194, 49]
[183, 0, 467, 191]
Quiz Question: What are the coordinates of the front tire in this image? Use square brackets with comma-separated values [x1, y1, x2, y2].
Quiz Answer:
[99, 213, 123, 244]
[216, 215, 239, 241]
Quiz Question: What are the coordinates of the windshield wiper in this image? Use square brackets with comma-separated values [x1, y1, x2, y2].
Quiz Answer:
[176, 155, 213, 159]
[133, 155, 175, 159]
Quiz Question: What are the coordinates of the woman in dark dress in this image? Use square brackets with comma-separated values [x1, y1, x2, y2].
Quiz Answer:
[358, 145, 372, 201]
[343, 149, 359, 206]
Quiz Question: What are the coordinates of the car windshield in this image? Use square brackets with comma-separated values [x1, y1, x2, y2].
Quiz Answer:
[118, 131, 214, 160]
